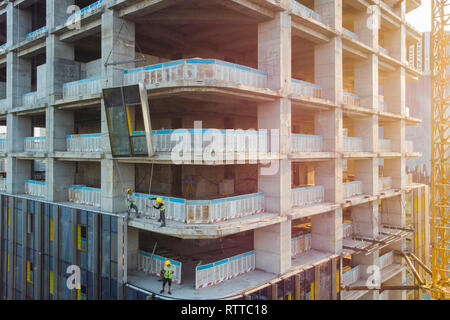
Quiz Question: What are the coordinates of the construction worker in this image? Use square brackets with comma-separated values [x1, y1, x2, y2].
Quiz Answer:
[152, 197, 166, 227]
[126, 189, 139, 219]
[160, 260, 174, 295]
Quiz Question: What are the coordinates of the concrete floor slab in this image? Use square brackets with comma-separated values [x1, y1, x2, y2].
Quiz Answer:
[291, 249, 335, 270]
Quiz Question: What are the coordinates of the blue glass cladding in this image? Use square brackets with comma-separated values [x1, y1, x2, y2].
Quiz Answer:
[60, 207, 73, 264]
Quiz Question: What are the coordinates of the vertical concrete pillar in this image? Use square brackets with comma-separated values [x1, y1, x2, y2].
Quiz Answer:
[384, 119, 405, 153]
[354, 9, 378, 49]
[46, 159, 75, 202]
[384, 68, 406, 115]
[354, 158, 378, 195]
[354, 116, 378, 152]
[254, 9, 291, 275]
[47, 107, 74, 153]
[7, 3, 31, 45]
[384, 25, 406, 63]
[381, 194, 406, 227]
[314, 0, 342, 31]
[354, 55, 378, 110]
[351, 201, 379, 238]
[311, 208, 342, 254]
[384, 158, 406, 189]
[46, 0, 76, 104]
[6, 157, 31, 194]
[6, 113, 31, 153]
[101, 9, 135, 88]
[7, 53, 31, 109]
[101, 159, 134, 213]
[316, 159, 342, 203]
[126, 227, 139, 272]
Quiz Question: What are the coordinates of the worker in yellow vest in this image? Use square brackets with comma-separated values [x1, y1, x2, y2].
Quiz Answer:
[160, 260, 174, 295]
[126, 189, 139, 219]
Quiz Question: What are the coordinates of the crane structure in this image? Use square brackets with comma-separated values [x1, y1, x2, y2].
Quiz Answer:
[430, 0, 450, 300]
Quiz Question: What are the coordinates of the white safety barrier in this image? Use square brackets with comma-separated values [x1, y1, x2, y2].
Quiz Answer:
[379, 290, 389, 300]
[195, 250, 255, 289]
[26, 26, 47, 40]
[379, 139, 392, 152]
[343, 91, 361, 107]
[66, 0, 104, 23]
[0, 178, 6, 192]
[24, 136, 46, 152]
[291, 233, 312, 256]
[22, 92, 37, 107]
[132, 129, 274, 154]
[343, 181, 363, 199]
[291, 79, 323, 99]
[137, 250, 182, 284]
[63, 77, 102, 99]
[380, 251, 394, 269]
[343, 137, 364, 152]
[68, 185, 101, 207]
[291, 134, 323, 152]
[67, 133, 103, 152]
[134, 193, 186, 222]
[124, 59, 267, 89]
[0, 98, 8, 113]
[379, 177, 392, 192]
[342, 265, 361, 286]
[25, 180, 46, 198]
[291, 186, 324, 207]
[342, 28, 359, 40]
[0, 138, 6, 152]
[343, 222, 353, 238]
[291, 0, 322, 21]
[0, 43, 6, 54]
[379, 46, 389, 55]
[405, 140, 414, 153]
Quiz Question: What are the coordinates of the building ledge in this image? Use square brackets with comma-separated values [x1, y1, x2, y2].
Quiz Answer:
[378, 151, 402, 158]
[288, 202, 338, 220]
[291, 95, 337, 110]
[291, 249, 337, 270]
[289, 152, 336, 160]
[405, 152, 421, 158]
[342, 152, 376, 159]
[128, 212, 285, 239]
[342, 104, 377, 117]
[11, 151, 48, 159]
[54, 94, 102, 108]
[126, 268, 276, 300]
[342, 194, 377, 208]
[53, 151, 104, 161]
[11, 104, 47, 115]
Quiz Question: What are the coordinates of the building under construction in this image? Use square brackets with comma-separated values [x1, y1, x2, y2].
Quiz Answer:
[0, 0, 433, 300]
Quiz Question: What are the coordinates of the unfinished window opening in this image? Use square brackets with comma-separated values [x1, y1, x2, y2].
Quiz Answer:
[68, 161, 101, 207]
[342, 114, 373, 153]
[0, 65, 6, 99]
[291, 108, 326, 152]
[291, 217, 312, 257]
[0, 15, 6, 47]
[342, 159, 374, 198]
[292, 37, 321, 100]
[342, 3, 358, 40]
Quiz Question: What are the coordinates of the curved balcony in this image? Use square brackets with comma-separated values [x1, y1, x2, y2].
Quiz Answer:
[123, 59, 270, 99]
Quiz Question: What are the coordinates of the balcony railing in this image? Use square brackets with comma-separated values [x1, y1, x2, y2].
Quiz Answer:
[343, 222, 352, 238]
[342, 265, 361, 286]
[195, 250, 255, 289]
[405, 140, 414, 153]
[291, 233, 312, 256]
[131, 129, 275, 155]
[343, 91, 361, 107]
[67, 0, 104, 23]
[0, 43, 6, 54]
[0, 138, 6, 152]
[137, 251, 182, 284]
[24, 136, 46, 152]
[291, 79, 322, 99]
[133, 192, 265, 224]
[69, 185, 101, 208]
[22, 92, 37, 107]
[25, 180, 46, 198]
[67, 133, 103, 153]
[291, 186, 324, 207]
[379, 177, 392, 191]
[26, 26, 47, 40]
[380, 251, 394, 269]
[343, 181, 363, 199]
[0, 178, 6, 192]
[291, 134, 323, 152]
[379, 139, 392, 152]
[343, 137, 364, 152]
[379, 46, 389, 55]
[63, 77, 102, 99]
[291, 1, 323, 22]
[123, 59, 267, 89]
[342, 28, 359, 40]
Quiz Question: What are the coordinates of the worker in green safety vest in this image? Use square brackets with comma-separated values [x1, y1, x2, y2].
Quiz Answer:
[160, 260, 174, 295]
[126, 189, 139, 219]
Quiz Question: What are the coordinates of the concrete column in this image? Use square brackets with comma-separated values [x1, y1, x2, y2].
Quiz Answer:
[126, 227, 139, 272]
[381, 194, 406, 227]
[100, 99, 112, 154]
[46, 0, 76, 104]
[384, 158, 406, 189]
[47, 107, 74, 152]
[7, 52, 31, 109]
[101, 159, 134, 213]
[383, 68, 406, 115]
[354, 116, 377, 152]
[6, 113, 31, 153]
[354, 10, 378, 49]
[351, 201, 379, 238]
[46, 159, 75, 202]
[311, 208, 342, 254]
[384, 25, 406, 63]
[7, 3, 31, 45]
[314, 37, 343, 103]
[7, 157, 31, 194]
[254, 220, 291, 275]
[384, 119, 405, 153]
[354, 54, 378, 110]
[101, 9, 135, 88]
[384, 269, 406, 300]
[316, 159, 342, 203]
[314, 0, 342, 31]
[353, 250, 379, 300]
[315, 108, 342, 153]
[354, 158, 378, 195]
